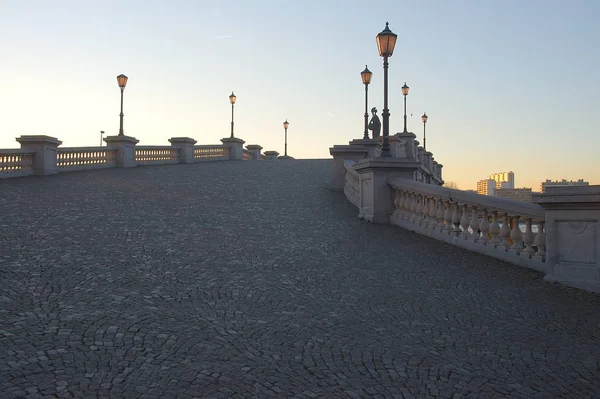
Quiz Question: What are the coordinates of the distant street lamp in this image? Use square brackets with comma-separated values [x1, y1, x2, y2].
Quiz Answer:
[283, 119, 289, 157]
[402, 82, 410, 133]
[361, 65, 373, 139]
[116, 74, 128, 136]
[375, 22, 397, 157]
[421, 112, 428, 151]
[229, 91, 237, 138]
[100, 130, 105, 146]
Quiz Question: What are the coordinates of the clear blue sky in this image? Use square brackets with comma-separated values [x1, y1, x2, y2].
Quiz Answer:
[1, 0, 598, 190]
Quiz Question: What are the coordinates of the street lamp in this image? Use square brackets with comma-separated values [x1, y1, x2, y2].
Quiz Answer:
[402, 82, 410, 133]
[375, 22, 397, 157]
[116, 74, 128, 136]
[421, 112, 428, 151]
[229, 91, 237, 138]
[361, 65, 373, 139]
[100, 130, 105, 146]
[283, 119, 289, 157]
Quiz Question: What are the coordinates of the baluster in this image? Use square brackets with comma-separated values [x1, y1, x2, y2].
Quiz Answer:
[521, 218, 535, 258]
[414, 195, 423, 224]
[403, 192, 411, 220]
[489, 211, 501, 245]
[479, 209, 490, 245]
[422, 196, 430, 226]
[393, 190, 401, 217]
[444, 202, 454, 234]
[534, 221, 546, 260]
[410, 193, 419, 222]
[436, 199, 445, 233]
[428, 197, 437, 229]
[509, 215, 524, 253]
[469, 206, 480, 242]
[460, 204, 470, 238]
[499, 214, 511, 250]
[452, 203, 462, 236]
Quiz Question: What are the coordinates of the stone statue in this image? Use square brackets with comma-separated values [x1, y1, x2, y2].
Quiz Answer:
[368, 107, 381, 139]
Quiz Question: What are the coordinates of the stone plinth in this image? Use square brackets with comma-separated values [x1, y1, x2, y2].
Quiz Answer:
[533, 185, 600, 293]
[104, 135, 139, 168]
[393, 132, 417, 159]
[221, 137, 246, 160]
[264, 151, 279, 160]
[169, 137, 197, 164]
[329, 145, 371, 191]
[348, 139, 381, 158]
[353, 157, 422, 223]
[16, 135, 63, 175]
[246, 145, 263, 160]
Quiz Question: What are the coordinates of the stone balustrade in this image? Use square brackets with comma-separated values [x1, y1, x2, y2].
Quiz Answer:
[343, 160, 360, 208]
[0, 134, 267, 179]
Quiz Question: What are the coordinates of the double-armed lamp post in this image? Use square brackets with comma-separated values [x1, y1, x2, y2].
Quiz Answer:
[117, 74, 128, 136]
[283, 119, 289, 157]
[402, 82, 410, 133]
[229, 92, 237, 138]
[375, 22, 397, 157]
[422, 112, 428, 151]
[361, 66, 372, 139]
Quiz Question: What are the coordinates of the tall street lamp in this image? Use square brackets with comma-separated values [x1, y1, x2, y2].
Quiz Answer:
[402, 82, 410, 133]
[117, 74, 128, 136]
[376, 22, 397, 157]
[361, 65, 373, 139]
[283, 119, 289, 157]
[422, 112, 428, 151]
[229, 91, 237, 138]
[100, 130, 105, 146]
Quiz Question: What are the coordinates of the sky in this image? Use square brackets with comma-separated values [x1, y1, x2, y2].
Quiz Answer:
[1, 0, 599, 190]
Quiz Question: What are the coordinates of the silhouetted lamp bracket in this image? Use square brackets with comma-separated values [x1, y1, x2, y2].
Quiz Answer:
[375, 22, 397, 157]
[229, 91, 237, 138]
[117, 74, 128, 136]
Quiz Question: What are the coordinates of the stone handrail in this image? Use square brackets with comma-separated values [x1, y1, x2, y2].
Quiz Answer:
[0, 149, 35, 178]
[136, 146, 179, 165]
[343, 160, 360, 208]
[57, 147, 117, 171]
[194, 145, 229, 160]
[388, 177, 546, 271]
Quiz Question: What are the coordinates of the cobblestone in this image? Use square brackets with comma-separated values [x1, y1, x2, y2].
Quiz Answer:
[1, 159, 600, 397]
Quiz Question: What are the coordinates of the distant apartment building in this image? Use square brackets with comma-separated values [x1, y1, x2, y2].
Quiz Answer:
[476, 179, 496, 196]
[495, 188, 533, 203]
[540, 179, 589, 193]
[490, 171, 515, 189]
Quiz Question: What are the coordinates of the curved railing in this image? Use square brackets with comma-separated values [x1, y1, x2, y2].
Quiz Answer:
[343, 160, 360, 208]
[57, 147, 117, 171]
[0, 150, 35, 178]
[388, 177, 546, 271]
[136, 146, 180, 165]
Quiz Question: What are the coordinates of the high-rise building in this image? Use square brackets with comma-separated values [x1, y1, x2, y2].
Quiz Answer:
[495, 188, 533, 203]
[477, 179, 496, 196]
[540, 179, 589, 193]
[490, 171, 515, 189]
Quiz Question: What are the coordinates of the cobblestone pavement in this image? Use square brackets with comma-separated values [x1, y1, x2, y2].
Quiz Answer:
[1, 159, 600, 399]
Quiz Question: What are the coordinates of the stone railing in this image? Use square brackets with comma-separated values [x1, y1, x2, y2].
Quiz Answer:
[343, 160, 360, 208]
[0, 150, 35, 178]
[57, 147, 117, 171]
[136, 146, 180, 165]
[194, 145, 229, 160]
[388, 178, 546, 272]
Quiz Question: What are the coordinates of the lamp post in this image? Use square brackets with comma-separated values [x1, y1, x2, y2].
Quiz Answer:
[116, 74, 128, 136]
[361, 65, 373, 139]
[100, 130, 105, 146]
[421, 112, 428, 151]
[229, 91, 237, 138]
[375, 22, 397, 157]
[283, 119, 289, 157]
[402, 82, 410, 133]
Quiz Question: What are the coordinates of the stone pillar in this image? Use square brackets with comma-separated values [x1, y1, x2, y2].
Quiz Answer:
[395, 132, 417, 160]
[104, 135, 139, 168]
[221, 137, 245, 160]
[417, 147, 425, 165]
[264, 150, 279, 160]
[329, 145, 370, 191]
[348, 138, 381, 158]
[246, 144, 263, 160]
[533, 185, 600, 293]
[169, 137, 197, 164]
[15, 135, 62, 176]
[423, 151, 433, 173]
[353, 158, 422, 223]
